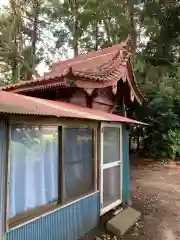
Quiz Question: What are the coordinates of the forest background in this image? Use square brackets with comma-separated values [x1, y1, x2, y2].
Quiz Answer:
[1, 0, 180, 158]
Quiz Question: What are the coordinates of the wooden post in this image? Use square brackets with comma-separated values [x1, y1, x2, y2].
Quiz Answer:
[122, 96, 127, 117]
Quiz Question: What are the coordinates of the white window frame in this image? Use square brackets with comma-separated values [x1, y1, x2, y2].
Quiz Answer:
[100, 123, 123, 215]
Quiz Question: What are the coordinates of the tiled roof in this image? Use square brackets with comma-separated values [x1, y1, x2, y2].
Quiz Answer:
[1, 40, 144, 104]
[50, 41, 130, 80]
[1, 42, 129, 89]
[0, 90, 147, 125]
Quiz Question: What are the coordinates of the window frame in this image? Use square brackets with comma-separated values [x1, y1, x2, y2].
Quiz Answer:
[100, 123, 123, 215]
[6, 118, 98, 230]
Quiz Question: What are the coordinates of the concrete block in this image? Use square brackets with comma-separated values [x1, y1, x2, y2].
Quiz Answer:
[106, 207, 141, 237]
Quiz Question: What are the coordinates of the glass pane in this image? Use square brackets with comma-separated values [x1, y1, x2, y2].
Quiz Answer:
[103, 127, 120, 164]
[64, 128, 94, 202]
[9, 125, 58, 218]
[103, 165, 121, 208]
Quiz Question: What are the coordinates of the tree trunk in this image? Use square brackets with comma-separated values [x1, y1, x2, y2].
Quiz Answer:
[31, 0, 40, 77]
[94, 20, 99, 51]
[12, 58, 18, 82]
[10, 0, 21, 81]
[72, 0, 79, 57]
[104, 17, 112, 46]
[137, 136, 140, 152]
[122, 96, 127, 117]
[126, 0, 137, 55]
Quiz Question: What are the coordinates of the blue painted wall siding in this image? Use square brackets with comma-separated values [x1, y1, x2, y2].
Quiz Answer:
[6, 193, 100, 240]
[0, 121, 130, 240]
[0, 119, 8, 240]
[0, 119, 100, 240]
[122, 125, 130, 204]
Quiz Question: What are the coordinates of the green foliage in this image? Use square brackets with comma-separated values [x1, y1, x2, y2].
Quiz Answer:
[134, 64, 180, 158]
[0, 0, 50, 82]
[0, 0, 143, 79]
[168, 129, 180, 160]
[1, 0, 180, 159]
[134, 69, 180, 158]
[131, 1, 180, 159]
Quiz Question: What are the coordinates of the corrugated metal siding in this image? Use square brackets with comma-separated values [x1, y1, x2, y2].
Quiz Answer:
[6, 192, 100, 240]
[122, 125, 130, 204]
[0, 119, 8, 240]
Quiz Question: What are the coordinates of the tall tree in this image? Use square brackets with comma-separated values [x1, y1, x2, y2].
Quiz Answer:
[133, 1, 180, 158]
[30, 0, 40, 74]
[9, 0, 23, 81]
[0, 0, 49, 83]
[46, 0, 93, 57]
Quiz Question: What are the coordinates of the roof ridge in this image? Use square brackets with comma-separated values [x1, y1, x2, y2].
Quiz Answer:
[52, 41, 128, 68]
[72, 49, 131, 80]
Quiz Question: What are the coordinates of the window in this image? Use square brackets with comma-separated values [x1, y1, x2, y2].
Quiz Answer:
[8, 123, 96, 226]
[9, 125, 58, 219]
[101, 125, 122, 214]
[103, 127, 120, 164]
[64, 128, 94, 202]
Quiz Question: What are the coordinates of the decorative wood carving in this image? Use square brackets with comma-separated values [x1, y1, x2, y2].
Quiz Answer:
[112, 82, 117, 95]
[92, 88, 114, 112]
[84, 88, 95, 96]
[94, 88, 114, 104]
[130, 89, 135, 102]
[122, 70, 127, 82]
[75, 78, 113, 88]
[64, 77, 77, 87]
[69, 89, 87, 107]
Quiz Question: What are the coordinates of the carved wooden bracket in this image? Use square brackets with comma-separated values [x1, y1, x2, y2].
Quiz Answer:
[112, 82, 117, 95]
[122, 73, 127, 83]
[130, 89, 135, 102]
[84, 88, 95, 96]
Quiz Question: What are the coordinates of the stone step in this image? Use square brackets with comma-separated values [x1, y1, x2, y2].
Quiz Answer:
[106, 207, 141, 237]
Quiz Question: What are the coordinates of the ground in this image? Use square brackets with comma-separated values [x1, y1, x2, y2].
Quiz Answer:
[86, 158, 180, 239]
[123, 157, 180, 240]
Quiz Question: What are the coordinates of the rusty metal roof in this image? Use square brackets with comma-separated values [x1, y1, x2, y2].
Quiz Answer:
[0, 90, 146, 125]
